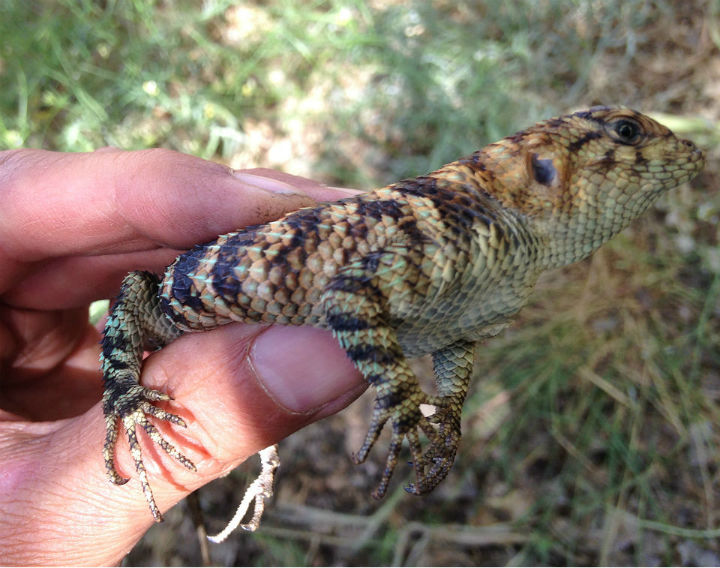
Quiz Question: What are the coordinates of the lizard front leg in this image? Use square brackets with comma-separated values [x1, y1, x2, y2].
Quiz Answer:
[405, 340, 474, 494]
[323, 275, 446, 499]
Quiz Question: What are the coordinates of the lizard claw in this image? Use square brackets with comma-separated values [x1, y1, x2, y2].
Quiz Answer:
[404, 419, 460, 495]
[405, 406, 462, 494]
[103, 380, 196, 522]
[353, 396, 460, 499]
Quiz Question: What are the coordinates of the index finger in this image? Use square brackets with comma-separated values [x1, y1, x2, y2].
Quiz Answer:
[0, 149, 359, 307]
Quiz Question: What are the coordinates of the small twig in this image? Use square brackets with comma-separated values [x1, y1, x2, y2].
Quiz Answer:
[208, 444, 280, 543]
[186, 491, 212, 566]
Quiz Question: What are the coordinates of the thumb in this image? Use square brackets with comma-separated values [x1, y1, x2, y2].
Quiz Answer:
[1, 324, 363, 565]
[131, 323, 365, 502]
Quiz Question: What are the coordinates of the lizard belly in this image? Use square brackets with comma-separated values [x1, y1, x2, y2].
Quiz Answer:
[394, 288, 527, 358]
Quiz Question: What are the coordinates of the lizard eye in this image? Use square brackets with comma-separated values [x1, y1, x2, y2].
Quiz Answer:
[610, 118, 643, 145]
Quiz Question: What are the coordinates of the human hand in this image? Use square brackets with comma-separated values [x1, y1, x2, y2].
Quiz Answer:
[0, 148, 365, 565]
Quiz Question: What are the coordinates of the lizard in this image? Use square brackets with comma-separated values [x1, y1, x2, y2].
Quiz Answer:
[100, 106, 704, 536]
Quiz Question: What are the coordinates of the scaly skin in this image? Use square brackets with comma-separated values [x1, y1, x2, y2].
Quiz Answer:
[101, 106, 704, 531]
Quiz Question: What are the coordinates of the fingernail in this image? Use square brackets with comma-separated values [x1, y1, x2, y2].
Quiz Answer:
[232, 172, 301, 194]
[324, 186, 365, 197]
[251, 326, 361, 413]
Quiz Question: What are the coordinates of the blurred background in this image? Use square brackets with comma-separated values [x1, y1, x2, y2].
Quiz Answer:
[1, 0, 718, 565]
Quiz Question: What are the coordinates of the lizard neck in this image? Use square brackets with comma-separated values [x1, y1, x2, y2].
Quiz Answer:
[529, 170, 665, 269]
[441, 144, 666, 271]
[533, 212, 629, 269]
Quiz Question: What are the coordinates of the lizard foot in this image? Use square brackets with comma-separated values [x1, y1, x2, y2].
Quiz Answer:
[103, 380, 196, 522]
[405, 406, 461, 495]
[352, 395, 458, 499]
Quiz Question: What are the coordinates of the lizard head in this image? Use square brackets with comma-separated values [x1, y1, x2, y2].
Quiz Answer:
[473, 106, 705, 265]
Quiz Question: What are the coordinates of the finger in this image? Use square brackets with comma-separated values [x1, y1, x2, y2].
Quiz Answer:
[128, 324, 364, 499]
[0, 149, 358, 258]
[0, 324, 363, 565]
[237, 168, 360, 203]
[0, 305, 103, 419]
[0, 148, 360, 306]
[6, 247, 188, 310]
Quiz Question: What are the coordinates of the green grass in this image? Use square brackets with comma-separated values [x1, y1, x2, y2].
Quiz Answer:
[3, 0, 673, 180]
[3, 0, 718, 565]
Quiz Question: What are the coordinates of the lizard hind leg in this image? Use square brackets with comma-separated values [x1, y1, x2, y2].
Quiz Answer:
[101, 271, 195, 522]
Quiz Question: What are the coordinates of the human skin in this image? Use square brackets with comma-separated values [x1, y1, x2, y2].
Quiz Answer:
[0, 148, 365, 565]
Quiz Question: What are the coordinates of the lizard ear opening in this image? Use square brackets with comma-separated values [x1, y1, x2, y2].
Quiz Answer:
[530, 153, 557, 185]
[521, 147, 564, 212]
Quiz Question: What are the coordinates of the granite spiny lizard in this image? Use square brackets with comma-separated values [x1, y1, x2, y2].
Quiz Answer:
[100, 106, 704, 535]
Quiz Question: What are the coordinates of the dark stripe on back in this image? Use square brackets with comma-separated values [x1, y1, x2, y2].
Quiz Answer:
[283, 207, 323, 233]
[393, 177, 503, 241]
[166, 249, 206, 313]
[354, 198, 406, 220]
[327, 274, 373, 293]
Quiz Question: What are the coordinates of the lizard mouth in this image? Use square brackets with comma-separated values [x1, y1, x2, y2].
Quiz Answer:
[679, 137, 704, 162]
[683, 142, 706, 175]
